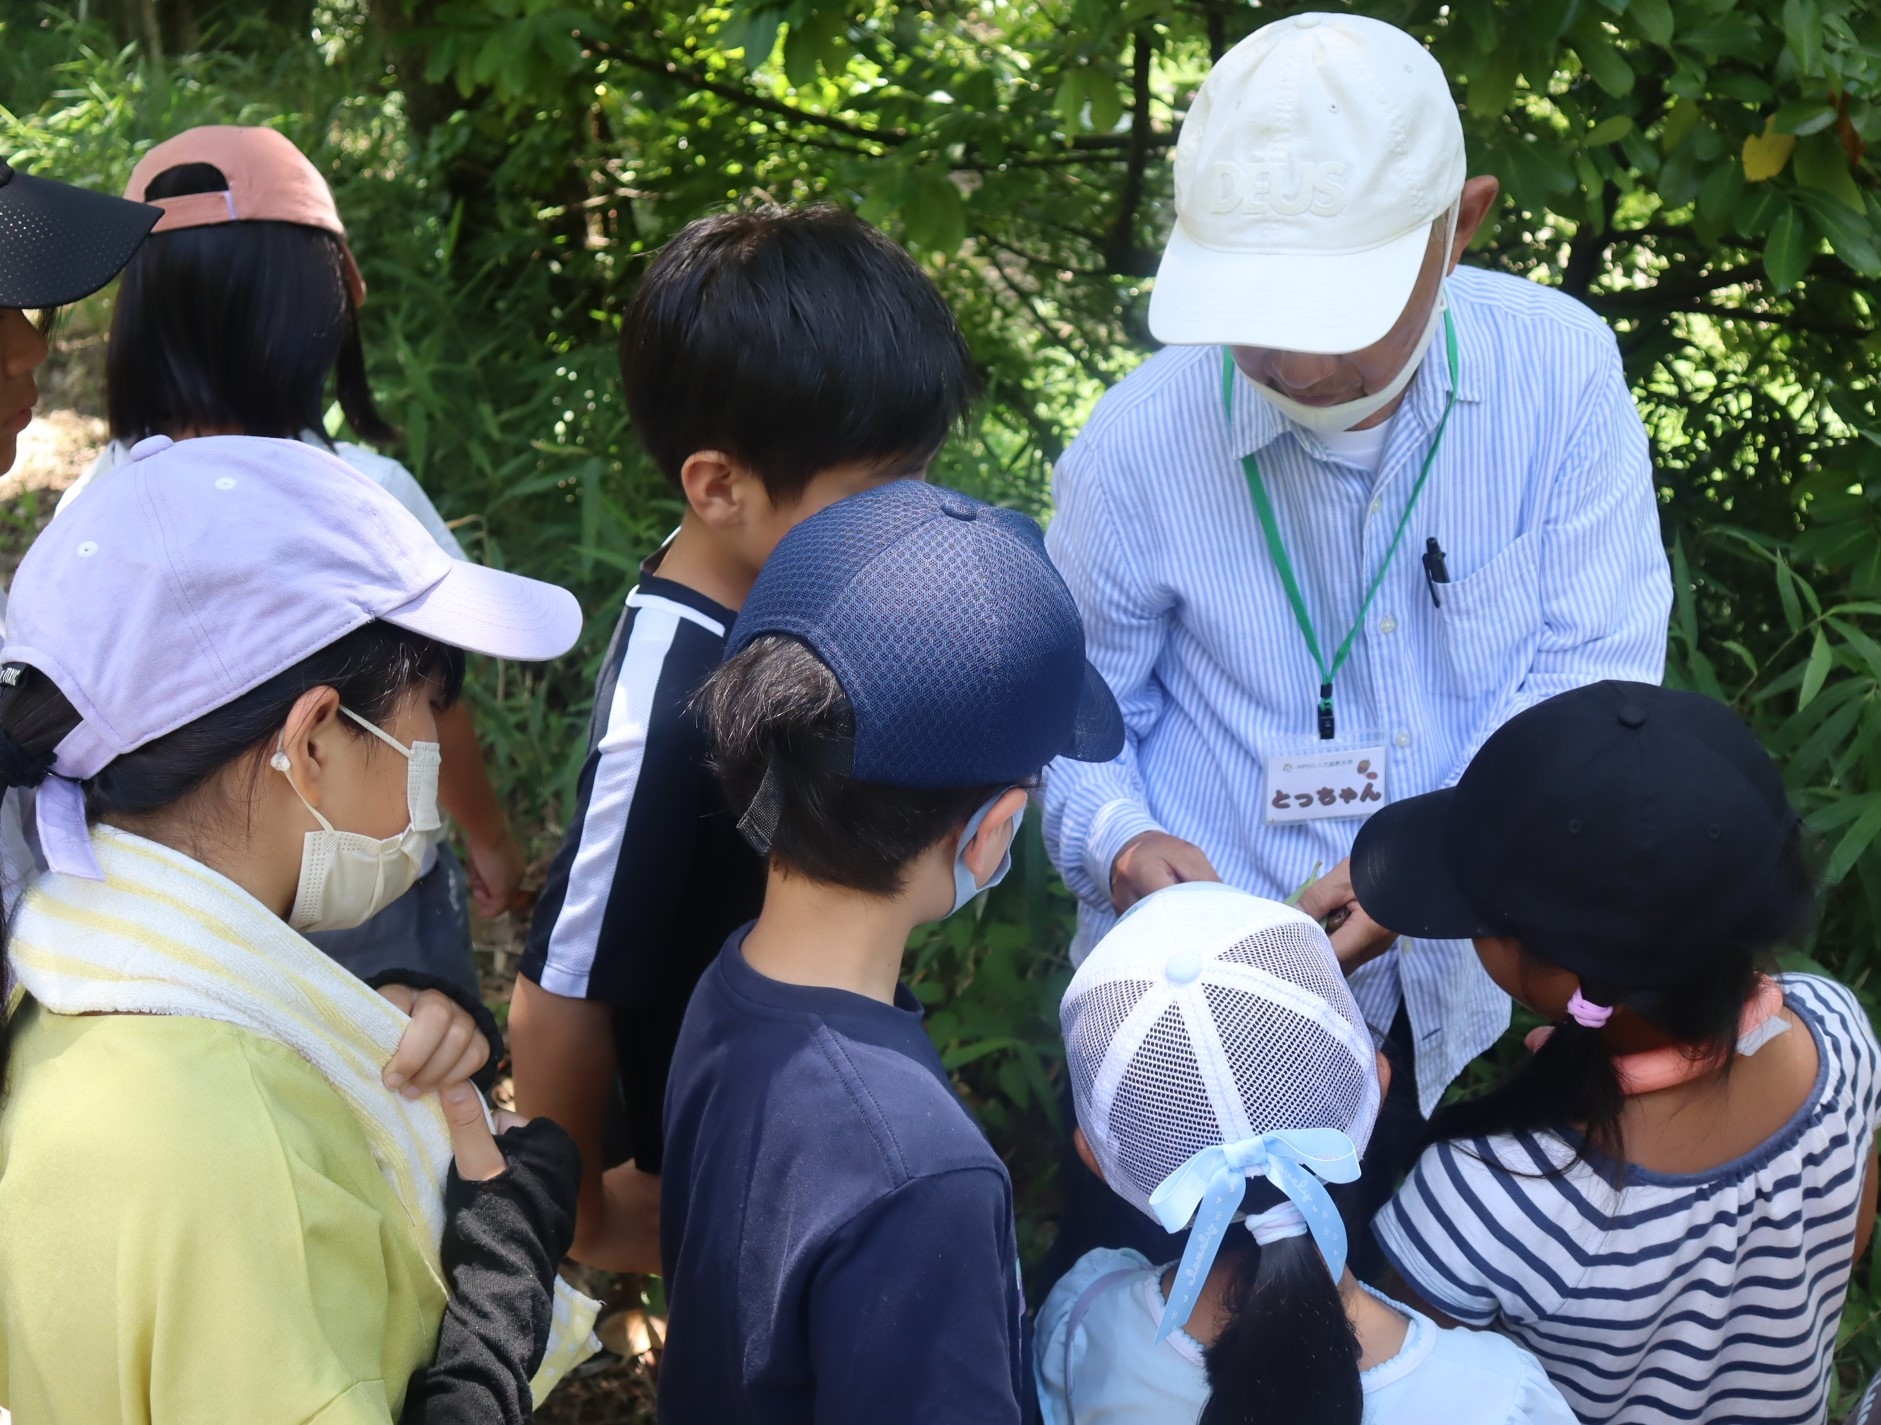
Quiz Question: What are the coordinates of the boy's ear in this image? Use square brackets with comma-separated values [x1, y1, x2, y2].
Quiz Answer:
[680, 450, 769, 530]
[959, 786, 1029, 885]
[1375, 1048, 1392, 1101]
[1073, 1126, 1104, 1182]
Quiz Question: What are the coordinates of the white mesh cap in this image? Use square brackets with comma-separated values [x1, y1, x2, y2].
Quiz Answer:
[1062, 882, 1382, 1221]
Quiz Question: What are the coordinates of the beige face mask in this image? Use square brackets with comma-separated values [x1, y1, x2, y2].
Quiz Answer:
[271, 706, 442, 933]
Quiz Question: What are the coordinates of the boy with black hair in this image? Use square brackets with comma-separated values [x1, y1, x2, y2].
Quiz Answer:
[510, 204, 978, 1272]
[661, 479, 1124, 1423]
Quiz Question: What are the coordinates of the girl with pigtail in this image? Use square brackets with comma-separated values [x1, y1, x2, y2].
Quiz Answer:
[1356, 680, 1881, 1424]
[1039, 881, 1572, 1424]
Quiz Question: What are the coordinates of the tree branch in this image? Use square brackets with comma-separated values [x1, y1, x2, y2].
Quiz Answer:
[1103, 27, 1161, 279]
[593, 41, 910, 147]
[1583, 296, 1871, 339]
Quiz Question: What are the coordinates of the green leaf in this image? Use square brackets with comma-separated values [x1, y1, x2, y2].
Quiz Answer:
[1800, 627, 1834, 709]
[1827, 797, 1881, 883]
[1697, 152, 1746, 226]
[1777, 554, 1806, 632]
[1782, 0, 1824, 76]
[1573, 27, 1636, 97]
[1631, 0, 1675, 46]
[1764, 203, 1810, 291]
[1795, 188, 1881, 275]
[1468, 45, 1518, 117]
[1583, 114, 1635, 147]
[1793, 131, 1866, 213]
[1660, 97, 1700, 152]
[1772, 100, 1840, 136]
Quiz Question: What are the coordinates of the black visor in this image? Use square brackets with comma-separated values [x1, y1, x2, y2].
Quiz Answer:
[0, 160, 160, 309]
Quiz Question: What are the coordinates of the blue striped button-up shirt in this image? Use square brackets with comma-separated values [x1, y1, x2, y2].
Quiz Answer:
[1040, 266, 1672, 1114]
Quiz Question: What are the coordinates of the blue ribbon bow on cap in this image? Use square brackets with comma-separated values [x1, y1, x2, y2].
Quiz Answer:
[1144, 1126, 1361, 1342]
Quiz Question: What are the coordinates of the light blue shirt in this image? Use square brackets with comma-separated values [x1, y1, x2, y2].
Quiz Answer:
[1035, 1247, 1579, 1425]
[1040, 266, 1671, 1113]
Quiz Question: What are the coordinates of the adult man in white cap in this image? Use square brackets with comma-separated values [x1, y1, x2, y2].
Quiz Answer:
[1039, 11, 1671, 1247]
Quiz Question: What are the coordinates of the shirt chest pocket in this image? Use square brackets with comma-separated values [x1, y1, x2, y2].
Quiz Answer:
[1431, 530, 1542, 699]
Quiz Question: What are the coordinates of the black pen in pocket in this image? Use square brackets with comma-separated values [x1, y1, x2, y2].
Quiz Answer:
[1422, 537, 1451, 607]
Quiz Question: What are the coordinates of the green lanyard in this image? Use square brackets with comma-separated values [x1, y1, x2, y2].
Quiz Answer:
[1219, 312, 1459, 741]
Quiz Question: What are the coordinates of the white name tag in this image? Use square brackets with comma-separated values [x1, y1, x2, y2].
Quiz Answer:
[1263, 745, 1387, 824]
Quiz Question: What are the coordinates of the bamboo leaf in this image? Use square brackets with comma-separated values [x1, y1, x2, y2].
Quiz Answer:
[1800, 629, 1835, 709]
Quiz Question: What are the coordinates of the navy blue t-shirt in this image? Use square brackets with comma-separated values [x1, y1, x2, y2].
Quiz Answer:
[659, 928, 1033, 1424]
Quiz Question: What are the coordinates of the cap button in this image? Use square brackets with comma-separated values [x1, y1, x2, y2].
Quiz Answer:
[939, 499, 977, 522]
[128, 435, 174, 461]
[1293, 12, 1320, 25]
[1165, 947, 1205, 986]
[1616, 704, 1647, 729]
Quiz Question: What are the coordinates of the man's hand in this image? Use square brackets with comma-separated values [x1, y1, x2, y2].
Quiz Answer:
[379, 984, 491, 1098]
[1110, 830, 1221, 913]
[1296, 856, 1399, 973]
[465, 832, 530, 919]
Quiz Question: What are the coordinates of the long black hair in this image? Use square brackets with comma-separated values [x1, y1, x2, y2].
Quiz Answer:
[0, 621, 462, 1094]
[1198, 1178, 1366, 1425]
[1425, 825, 1821, 1174]
[105, 161, 395, 446]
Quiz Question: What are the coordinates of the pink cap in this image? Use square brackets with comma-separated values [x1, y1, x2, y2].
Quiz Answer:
[125, 126, 366, 307]
[4, 435, 583, 877]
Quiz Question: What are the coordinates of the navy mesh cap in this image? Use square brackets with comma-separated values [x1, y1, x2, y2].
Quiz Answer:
[0, 159, 159, 309]
[726, 481, 1125, 788]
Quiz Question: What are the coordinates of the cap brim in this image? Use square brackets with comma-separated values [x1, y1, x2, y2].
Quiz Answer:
[0, 170, 160, 308]
[1350, 788, 1499, 941]
[382, 560, 583, 663]
[1061, 659, 1126, 764]
[1147, 217, 1431, 353]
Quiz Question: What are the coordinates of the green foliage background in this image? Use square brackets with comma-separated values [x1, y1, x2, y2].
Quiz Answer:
[7, 0, 1881, 1408]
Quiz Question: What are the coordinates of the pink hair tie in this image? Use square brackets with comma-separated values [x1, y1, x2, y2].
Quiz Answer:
[1567, 989, 1613, 1029]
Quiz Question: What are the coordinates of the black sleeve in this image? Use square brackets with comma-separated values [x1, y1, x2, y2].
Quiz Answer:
[399, 1118, 583, 1424]
[518, 606, 720, 1008]
[365, 967, 505, 1095]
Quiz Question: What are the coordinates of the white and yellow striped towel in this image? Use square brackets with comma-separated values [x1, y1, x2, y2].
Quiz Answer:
[7, 824, 599, 1404]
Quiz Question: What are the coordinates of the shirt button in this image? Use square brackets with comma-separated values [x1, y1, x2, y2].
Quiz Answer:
[1368, 498, 1382, 518]
[1394, 730, 1412, 748]
[1378, 615, 1398, 635]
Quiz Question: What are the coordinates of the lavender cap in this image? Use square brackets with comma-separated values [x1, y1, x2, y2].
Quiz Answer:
[4, 434, 583, 878]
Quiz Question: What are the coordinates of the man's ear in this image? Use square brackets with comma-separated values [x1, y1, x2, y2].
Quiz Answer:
[959, 786, 1030, 887]
[1073, 1125, 1105, 1182]
[1375, 1048, 1393, 1101]
[275, 685, 343, 809]
[680, 450, 769, 531]
[1450, 175, 1501, 267]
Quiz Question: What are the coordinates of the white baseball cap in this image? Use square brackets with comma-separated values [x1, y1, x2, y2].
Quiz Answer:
[1061, 882, 1381, 1221]
[1149, 12, 1466, 354]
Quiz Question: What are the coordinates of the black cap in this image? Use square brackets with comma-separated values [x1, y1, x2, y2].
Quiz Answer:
[1351, 681, 1797, 990]
[0, 159, 160, 309]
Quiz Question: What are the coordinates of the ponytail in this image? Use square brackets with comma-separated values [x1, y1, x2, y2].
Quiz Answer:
[1200, 1230, 1361, 1425]
[333, 297, 399, 447]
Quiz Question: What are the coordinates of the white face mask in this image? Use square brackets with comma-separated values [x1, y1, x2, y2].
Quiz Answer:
[272, 705, 443, 933]
[1247, 208, 1459, 437]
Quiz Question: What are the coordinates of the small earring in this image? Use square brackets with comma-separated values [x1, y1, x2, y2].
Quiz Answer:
[269, 751, 291, 773]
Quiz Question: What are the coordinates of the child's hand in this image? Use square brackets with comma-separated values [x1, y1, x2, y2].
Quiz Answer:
[466, 832, 529, 919]
[378, 984, 492, 1098]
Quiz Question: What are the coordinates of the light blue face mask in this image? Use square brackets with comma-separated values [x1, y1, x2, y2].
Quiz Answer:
[949, 790, 1024, 917]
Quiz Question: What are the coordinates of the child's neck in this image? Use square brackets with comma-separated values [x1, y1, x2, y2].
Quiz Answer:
[740, 864, 921, 1005]
[653, 514, 757, 612]
[1174, 1259, 1408, 1372]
